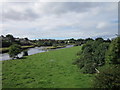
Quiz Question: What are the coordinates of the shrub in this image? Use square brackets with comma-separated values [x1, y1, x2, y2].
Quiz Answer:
[74, 38, 110, 74]
[23, 50, 28, 56]
[106, 37, 120, 64]
[9, 44, 22, 59]
[94, 65, 120, 88]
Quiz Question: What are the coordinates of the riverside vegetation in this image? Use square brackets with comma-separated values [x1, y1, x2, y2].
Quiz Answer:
[1, 35, 120, 88]
[0, 34, 85, 53]
[74, 36, 120, 88]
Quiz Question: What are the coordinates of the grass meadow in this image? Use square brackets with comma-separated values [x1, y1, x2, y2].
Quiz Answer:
[2, 46, 94, 88]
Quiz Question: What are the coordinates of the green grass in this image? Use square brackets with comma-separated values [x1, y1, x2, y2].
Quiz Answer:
[21, 45, 35, 48]
[44, 46, 65, 49]
[2, 46, 94, 88]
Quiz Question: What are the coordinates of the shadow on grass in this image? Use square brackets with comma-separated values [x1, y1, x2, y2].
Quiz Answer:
[18, 57, 27, 59]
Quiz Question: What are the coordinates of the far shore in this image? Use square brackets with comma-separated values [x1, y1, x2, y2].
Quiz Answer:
[0, 45, 35, 53]
[0, 45, 71, 54]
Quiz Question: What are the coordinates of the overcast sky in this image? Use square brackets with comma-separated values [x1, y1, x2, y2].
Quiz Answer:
[1, 1, 118, 40]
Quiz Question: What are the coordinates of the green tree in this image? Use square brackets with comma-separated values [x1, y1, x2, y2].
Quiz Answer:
[94, 65, 120, 88]
[85, 38, 94, 42]
[2, 40, 12, 47]
[9, 44, 22, 59]
[106, 37, 120, 64]
[6, 34, 15, 42]
[94, 36, 120, 88]
[6, 34, 14, 39]
[74, 38, 110, 74]
[75, 40, 96, 73]
[93, 42, 110, 66]
[95, 37, 104, 42]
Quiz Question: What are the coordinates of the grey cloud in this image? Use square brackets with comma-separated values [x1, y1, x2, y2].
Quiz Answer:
[3, 2, 108, 21]
[2, 2, 117, 39]
[42, 2, 106, 14]
[3, 6, 39, 21]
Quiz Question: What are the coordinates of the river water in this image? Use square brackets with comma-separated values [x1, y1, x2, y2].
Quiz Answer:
[0, 45, 74, 61]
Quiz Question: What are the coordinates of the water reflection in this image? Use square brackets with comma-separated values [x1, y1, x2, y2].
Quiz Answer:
[0, 45, 74, 61]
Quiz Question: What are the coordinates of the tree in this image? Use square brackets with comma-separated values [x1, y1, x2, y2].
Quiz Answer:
[6, 34, 14, 39]
[93, 42, 110, 66]
[70, 38, 75, 41]
[6, 34, 15, 42]
[74, 40, 96, 73]
[9, 44, 22, 59]
[74, 38, 110, 74]
[94, 65, 120, 88]
[106, 37, 120, 64]
[2, 40, 12, 47]
[24, 38, 29, 41]
[105, 38, 111, 43]
[95, 37, 104, 42]
[85, 38, 94, 42]
[94, 36, 120, 88]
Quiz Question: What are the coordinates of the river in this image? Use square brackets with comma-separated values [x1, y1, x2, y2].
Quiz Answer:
[0, 45, 74, 61]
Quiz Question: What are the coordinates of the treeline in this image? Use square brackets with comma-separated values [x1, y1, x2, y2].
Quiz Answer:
[0, 34, 70, 47]
[74, 36, 120, 88]
[0, 34, 33, 47]
[1, 34, 111, 48]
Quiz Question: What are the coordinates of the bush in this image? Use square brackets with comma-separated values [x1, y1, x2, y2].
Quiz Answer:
[74, 38, 110, 74]
[94, 65, 120, 88]
[9, 44, 22, 59]
[81, 62, 97, 74]
[23, 50, 28, 56]
[106, 37, 120, 64]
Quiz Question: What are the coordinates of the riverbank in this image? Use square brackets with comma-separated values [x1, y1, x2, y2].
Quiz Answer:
[0, 45, 35, 53]
[2, 46, 94, 88]
[0, 45, 68, 54]
[43, 46, 66, 50]
[0, 45, 74, 61]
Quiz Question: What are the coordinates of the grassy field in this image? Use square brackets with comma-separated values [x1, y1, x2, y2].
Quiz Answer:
[2, 46, 94, 88]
